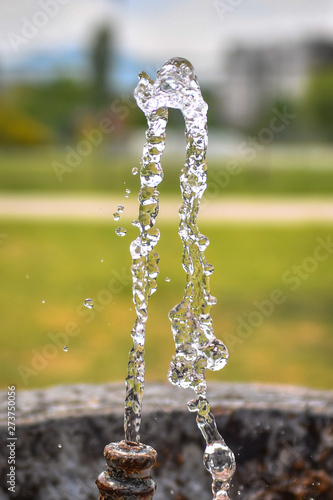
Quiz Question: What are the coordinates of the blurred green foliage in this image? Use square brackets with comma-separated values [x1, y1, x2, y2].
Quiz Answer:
[11, 80, 90, 138]
[1, 23, 333, 145]
[2, 63, 333, 145]
[303, 69, 333, 141]
[0, 220, 332, 390]
[234, 70, 333, 141]
[0, 101, 54, 145]
[0, 147, 332, 196]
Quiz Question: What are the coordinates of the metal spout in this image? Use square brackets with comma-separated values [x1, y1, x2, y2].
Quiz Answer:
[96, 440, 157, 499]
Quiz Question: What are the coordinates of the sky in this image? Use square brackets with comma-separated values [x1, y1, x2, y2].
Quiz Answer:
[1, 0, 333, 87]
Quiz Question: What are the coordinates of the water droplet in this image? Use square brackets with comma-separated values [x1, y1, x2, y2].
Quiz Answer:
[125, 188, 131, 198]
[132, 167, 139, 175]
[84, 298, 94, 309]
[165, 277, 171, 282]
[204, 442, 236, 482]
[203, 339, 228, 371]
[101, 259, 104, 263]
[63, 346, 68, 352]
[207, 294, 217, 306]
[58, 443, 62, 449]
[115, 227, 127, 237]
[204, 263, 214, 276]
[118, 204, 124, 213]
[113, 212, 120, 221]
[42, 300, 45, 304]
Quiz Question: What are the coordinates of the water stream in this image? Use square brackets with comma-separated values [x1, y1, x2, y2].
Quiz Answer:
[124, 57, 235, 499]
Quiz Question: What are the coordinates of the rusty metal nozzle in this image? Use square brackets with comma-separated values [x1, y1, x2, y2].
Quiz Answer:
[96, 440, 157, 500]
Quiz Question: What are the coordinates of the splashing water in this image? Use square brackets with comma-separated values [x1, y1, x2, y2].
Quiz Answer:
[84, 298, 94, 309]
[124, 57, 235, 498]
[115, 227, 127, 237]
[124, 69, 167, 443]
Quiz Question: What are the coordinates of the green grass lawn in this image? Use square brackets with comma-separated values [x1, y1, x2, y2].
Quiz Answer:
[1, 146, 333, 196]
[1, 219, 332, 390]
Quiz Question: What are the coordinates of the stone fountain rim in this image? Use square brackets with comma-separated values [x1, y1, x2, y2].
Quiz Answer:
[0, 382, 332, 427]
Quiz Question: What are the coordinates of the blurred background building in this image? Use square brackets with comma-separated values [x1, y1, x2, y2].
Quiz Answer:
[222, 39, 333, 129]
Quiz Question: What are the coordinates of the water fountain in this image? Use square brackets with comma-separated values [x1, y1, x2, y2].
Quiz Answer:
[96, 57, 235, 500]
[0, 64, 332, 500]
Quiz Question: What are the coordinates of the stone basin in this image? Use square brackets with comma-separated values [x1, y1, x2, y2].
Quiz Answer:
[0, 382, 332, 500]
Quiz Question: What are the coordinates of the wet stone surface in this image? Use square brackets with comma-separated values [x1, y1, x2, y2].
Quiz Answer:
[0, 382, 332, 500]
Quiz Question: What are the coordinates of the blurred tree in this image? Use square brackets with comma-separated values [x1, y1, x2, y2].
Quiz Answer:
[12, 79, 90, 140]
[303, 69, 333, 141]
[203, 87, 227, 129]
[90, 26, 114, 109]
[251, 97, 299, 142]
[0, 101, 54, 145]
